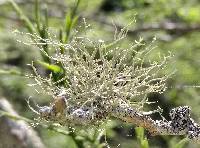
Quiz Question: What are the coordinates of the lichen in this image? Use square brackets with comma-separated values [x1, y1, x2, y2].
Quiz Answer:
[25, 22, 200, 143]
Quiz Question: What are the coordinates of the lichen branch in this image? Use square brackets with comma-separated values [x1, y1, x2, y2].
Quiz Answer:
[18, 20, 200, 144]
[32, 96, 200, 143]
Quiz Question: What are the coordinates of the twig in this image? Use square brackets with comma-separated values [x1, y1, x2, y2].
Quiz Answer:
[32, 96, 200, 143]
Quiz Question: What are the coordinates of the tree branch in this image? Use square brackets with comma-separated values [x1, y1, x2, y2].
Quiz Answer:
[112, 103, 200, 142]
[94, 18, 200, 38]
[0, 98, 45, 148]
[34, 96, 200, 143]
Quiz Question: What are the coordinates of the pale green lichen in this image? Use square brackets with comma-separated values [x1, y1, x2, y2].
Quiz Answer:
[25, 23, 171, 112]
[18, 21, 200, 143]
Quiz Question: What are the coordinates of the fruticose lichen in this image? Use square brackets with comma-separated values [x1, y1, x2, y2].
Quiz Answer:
[24, 22, 200, 142]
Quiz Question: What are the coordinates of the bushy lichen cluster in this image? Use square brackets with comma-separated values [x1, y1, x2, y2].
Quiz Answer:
[25, 24, 170, 125]
[22, 23, 200, 143]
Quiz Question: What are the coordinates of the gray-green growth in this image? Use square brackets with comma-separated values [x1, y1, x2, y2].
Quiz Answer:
[24, 24, 200, 143]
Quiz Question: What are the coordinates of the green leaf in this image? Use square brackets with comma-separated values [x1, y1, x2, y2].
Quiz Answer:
[71, 0, 80, 18]
[135, 127, 149, 148]
[64, 0, 80, 43]
[135, 126, 144, 140]
[35, 0, 41, 32]
[37, 61, 63, 73]
[141, 138, 149, 148]
[9, 0, 35, 33]
[71, 15, 79, 29]
[64, 12, 72, 42]
[44, 4, 49, 29]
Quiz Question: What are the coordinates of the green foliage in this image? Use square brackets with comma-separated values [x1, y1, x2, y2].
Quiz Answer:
[63, 0, 80, 43]
[135, 127, 149, 148]
[37, 61, 63, 73]
[8, 0, 35, 33]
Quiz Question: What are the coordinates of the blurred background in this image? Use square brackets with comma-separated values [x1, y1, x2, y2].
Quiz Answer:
[1, 0, 200, 148]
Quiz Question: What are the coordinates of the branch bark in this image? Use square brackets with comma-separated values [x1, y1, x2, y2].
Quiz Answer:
[0, 98, 45, 148]
[111, 103, 200, 141]
[35, 96, 200, 143]
[93, 17, 200, 39]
